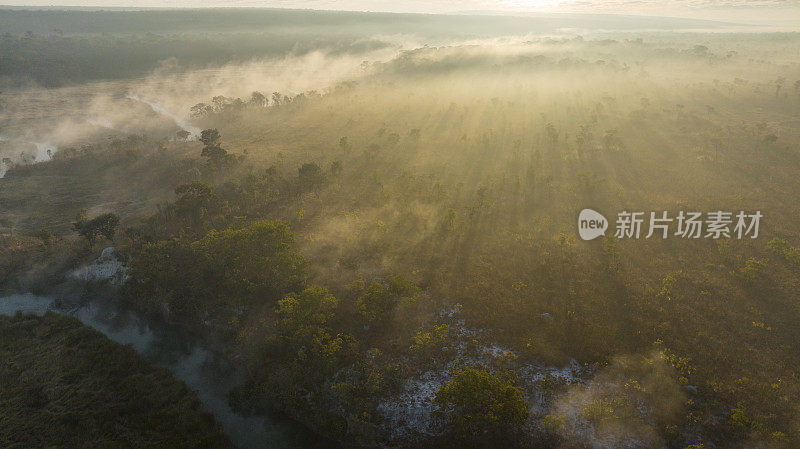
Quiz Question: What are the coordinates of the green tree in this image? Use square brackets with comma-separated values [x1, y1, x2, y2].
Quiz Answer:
[277, 286, 338, 338]
[191, 220, 307, 304]
[199, 128, 235, 170]
[740, 257, 767, 283]
[329, 160, 343, 178]
[298, 162, 326, 192]
[338, 136, 351, 153]
[129, 220, 306, 321]
[73, 211, 119, 245]
[355, 276, 420, 324]
[250, 91, 266, 107]
[768, 237, 800, 269]
[173, 181, 221, 228]
[271, 92, 282, 106]
[34, 228, 54, 247]
[199, 128, 221, 146]
[434, 367, 529, 442]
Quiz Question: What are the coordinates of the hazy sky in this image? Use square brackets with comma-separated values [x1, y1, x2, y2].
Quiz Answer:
[3, 0, 800, 23]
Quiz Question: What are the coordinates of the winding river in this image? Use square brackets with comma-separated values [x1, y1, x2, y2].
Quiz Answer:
[0, 292, 332, 449]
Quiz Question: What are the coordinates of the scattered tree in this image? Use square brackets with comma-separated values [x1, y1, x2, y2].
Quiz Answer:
[74, 210, 120, 245]
[250, 91, 266, 107]
[298, 162, 326, 192]
[199, 128, 236, 170]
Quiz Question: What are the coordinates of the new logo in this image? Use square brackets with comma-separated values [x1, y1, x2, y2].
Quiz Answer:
[578, 209, 608, 241]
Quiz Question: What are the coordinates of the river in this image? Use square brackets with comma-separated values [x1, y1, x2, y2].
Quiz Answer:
[0, 292, 333, 449]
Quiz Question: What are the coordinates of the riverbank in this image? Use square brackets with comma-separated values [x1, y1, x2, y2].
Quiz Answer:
[0, 311, 234, 448]
[0, 290, 335, 449]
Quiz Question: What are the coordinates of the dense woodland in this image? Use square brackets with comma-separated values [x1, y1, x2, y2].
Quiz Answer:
[0, 312, 234, 448]
[1, 9, 800, 449]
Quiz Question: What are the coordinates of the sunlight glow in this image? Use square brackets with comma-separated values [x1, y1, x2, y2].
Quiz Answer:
[497, 0, 564, 11]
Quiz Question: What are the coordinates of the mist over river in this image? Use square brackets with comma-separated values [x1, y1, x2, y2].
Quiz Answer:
[0, 293, 334, 449]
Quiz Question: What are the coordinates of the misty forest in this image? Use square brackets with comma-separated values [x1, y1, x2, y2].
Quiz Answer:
[1, 7, 800, 449]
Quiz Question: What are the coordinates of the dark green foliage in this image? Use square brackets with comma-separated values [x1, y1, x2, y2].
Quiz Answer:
[73, 211, 120, 245]
[768, 238, 800, 269]
[298, 162, 326, 192]
[329, 160, 343, 177]
[192, 221, 306, 299]
[200, 129, 221, 147]
[277, 286, 338, 337]
[0, 313, 234, 449]
[434, 367, 529, 442]
[34, 228, 54, 246]
[353, 276, 421, 325]
[174, 181, 224, 229]
[128, 220, 306, 324]
[199, 129, 236, 171]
